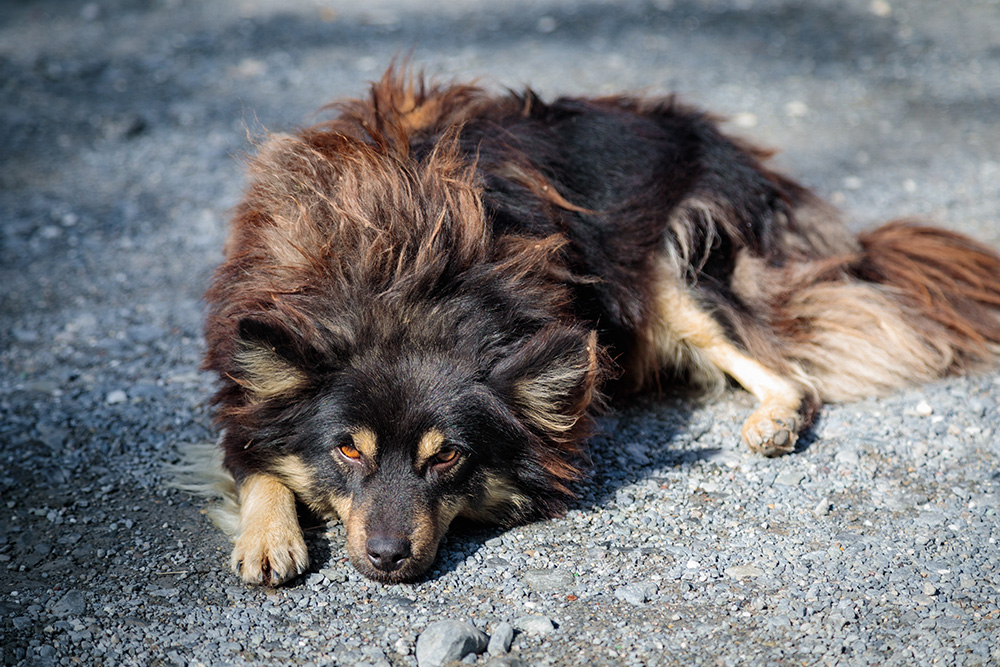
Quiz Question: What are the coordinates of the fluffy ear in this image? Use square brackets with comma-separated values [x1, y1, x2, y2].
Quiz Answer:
[490, 325, 602, 439]
[232, 318, 325, 401]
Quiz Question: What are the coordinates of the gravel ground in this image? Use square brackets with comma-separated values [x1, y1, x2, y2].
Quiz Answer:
[2, 1, 1000, 665]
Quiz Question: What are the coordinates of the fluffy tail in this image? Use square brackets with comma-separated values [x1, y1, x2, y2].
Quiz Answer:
[781, 221, 1000, 402]
[167, 440, 241, 539]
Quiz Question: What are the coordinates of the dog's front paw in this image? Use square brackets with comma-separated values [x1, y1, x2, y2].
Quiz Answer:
[741, 407, 800, 457]
[231, 524, 309, 586]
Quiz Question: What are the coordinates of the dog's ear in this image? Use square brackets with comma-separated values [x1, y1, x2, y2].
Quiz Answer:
[490, 325, 601, 438]
[233, 318, 332, 401]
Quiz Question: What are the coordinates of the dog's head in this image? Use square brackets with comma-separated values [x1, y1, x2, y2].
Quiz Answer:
[229, 312, 600, 582]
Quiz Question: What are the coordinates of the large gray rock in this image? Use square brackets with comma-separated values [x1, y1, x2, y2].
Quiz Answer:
[415, 620, 488, 667]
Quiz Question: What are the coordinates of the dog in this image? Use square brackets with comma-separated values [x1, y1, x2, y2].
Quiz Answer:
[202, 67, 1000, 586]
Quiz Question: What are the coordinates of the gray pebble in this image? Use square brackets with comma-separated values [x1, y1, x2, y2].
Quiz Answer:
[835, 447, 861, 465]
[485, 658, 527, 667]
[774, 470, 807, 486]
[487, 621, 514, 656]
[813, 497, 832, 516]
[614, 581, 657, 604]
[50, 590, 85, 617]
[522, 568, 574, 591]
[105, 390, 128, 405]
[515, 615, 555, 636]
[415, 620, 488, 667]
[725, 564, 764, 579]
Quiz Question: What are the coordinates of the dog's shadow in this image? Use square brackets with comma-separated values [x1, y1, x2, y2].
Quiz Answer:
[429, 388, 819, 580]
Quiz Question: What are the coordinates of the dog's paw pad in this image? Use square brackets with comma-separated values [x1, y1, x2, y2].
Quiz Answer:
[741, 408, 800, 457]
[231, 527, 309, 587]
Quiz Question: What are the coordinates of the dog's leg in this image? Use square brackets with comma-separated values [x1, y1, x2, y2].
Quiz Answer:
[646, 270, 806, 456]
[231, 473, 309, 586]
[702, 340, 805, 456]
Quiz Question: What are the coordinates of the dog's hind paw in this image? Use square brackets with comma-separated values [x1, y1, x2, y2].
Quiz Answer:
[741, 407, 800, 457]
[231, 525, 309, 587]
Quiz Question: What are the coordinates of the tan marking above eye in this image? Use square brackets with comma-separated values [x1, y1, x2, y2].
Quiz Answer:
[416, 429, 447, 466]
[350, 428, 378, 459]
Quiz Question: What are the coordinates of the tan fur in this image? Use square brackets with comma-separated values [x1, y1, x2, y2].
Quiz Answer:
[328, 494, 352, 524]
[634, 257, 728, 392]
[232, 343, 310, 402]
[643, 258, 806, 455]
[460, 473, 533, 522]
[231, 473, 308, 586]
[665, 196, 726, 277]
[351, 428, 379, 460]
[513, 330, 601, 437]
[416, 429, 447, 467]
[343, 499, 369, 573]
[782, 281, 954, 402]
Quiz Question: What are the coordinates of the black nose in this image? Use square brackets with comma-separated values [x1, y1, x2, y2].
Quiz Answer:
[366, 533, 412, 572]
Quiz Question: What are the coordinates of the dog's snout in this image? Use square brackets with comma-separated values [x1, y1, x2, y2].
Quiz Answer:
[366, 533, 412, 572]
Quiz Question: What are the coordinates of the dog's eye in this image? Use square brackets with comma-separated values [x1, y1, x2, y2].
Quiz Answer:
[338, 444, 362, 461]
[432, 448, 460, 467]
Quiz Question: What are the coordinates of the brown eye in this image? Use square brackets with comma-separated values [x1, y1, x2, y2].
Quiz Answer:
[338, 444, 362, 461]
[432, 448, 459, 466]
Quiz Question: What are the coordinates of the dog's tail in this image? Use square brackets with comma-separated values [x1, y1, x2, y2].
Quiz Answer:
[167, 440, 241, 539]
[779, 221, 1000, 402]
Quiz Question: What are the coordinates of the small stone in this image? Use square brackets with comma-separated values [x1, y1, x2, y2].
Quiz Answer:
[484, 658, 527, 667]
[923, 583, 938, 596]
[625, 442, 651, 465]
[51, 590, 86, 617]
[106, 390, 128, 405]
[785, 101, 809, 118]
[536, 16, 557, 33]
[870, 0, 891, 17]
[914, 400, 933, 417]
[834, 447, 860, 465]
[321, 568, 347, 583]
[725, 564, 764, 579]
[415, 621, 488, 667]
[487, 622, 514, 656]
[615, 582, 657, 605]
[522, 568, 574, 591]
[813, 498, 832, 516]
[515, 615, 555, 636]
[393, 637, 412, 656]
[774, 470, 806, 486]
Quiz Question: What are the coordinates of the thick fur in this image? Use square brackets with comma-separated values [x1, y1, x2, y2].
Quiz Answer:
[203, 68, 1000, 586]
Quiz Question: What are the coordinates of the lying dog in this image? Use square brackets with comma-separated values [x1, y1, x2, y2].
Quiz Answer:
[202, 67, 1000, 586]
